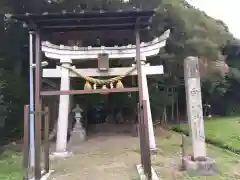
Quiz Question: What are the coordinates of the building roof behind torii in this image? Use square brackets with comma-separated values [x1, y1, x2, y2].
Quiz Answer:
[7, 10, 155, 32]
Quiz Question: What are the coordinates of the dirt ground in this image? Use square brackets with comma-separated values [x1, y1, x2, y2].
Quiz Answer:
[48, 129, 240, 180]
[50, 134, 140, 180]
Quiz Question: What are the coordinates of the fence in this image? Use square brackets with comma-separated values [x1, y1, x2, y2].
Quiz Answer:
[23, 105, 50, 180]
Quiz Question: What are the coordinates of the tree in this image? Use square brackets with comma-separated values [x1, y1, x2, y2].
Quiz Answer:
[0, 0, 237, 136]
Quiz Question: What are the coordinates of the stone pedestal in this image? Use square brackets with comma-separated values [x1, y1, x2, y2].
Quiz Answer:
[29, 170, 54, 180]
[50, 151, 72, 160]
[183, 156, 218, 176]
[136, 164, 159, 180]
[69, 119, 86, 146]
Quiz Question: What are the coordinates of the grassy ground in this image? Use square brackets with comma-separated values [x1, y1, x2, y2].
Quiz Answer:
[173, 116, 240, 149]
[0, 149, 23, 180]
[49, 129, 240, 180]
[153, 129, 240, 180]
[2, 126, 240, 180]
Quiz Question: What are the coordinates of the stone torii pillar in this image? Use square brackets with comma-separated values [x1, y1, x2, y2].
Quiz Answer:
[54, 58, 72, 157]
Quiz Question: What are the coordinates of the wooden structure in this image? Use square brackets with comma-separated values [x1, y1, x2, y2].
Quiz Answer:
[8, 10, 163, 180]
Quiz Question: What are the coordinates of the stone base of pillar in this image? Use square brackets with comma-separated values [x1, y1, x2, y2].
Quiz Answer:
[136, 164, 159, 180]
[29, 170, 54, 180]
[50, 151, 73, 160]
[150, 147, 158, 153]
[183, 156, 218, 176]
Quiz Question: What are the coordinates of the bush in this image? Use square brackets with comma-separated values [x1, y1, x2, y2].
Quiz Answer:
[0, 71, 27, 139]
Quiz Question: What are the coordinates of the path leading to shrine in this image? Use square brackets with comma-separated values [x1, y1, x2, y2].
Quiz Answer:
[50, 135, 141, 180]
[48, 129, 240, 180]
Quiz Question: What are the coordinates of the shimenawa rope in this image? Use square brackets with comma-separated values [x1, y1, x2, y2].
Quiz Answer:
[60, 65, 137, 88]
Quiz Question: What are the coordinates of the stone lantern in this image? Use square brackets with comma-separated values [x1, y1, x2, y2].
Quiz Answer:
[70, 104, 86, 145]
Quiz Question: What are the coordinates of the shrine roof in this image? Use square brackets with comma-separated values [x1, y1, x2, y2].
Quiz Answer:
[7, 10, 155, 32]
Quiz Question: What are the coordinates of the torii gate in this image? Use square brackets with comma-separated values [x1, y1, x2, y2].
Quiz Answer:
[9, 10, 169, 180]
[42, 29, 170, 155]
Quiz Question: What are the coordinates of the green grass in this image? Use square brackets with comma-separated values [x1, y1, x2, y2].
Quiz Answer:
[49, 129, 240, 180]
[173, 116, 240, 150]
[2, 129, 239, 180]
[1, 118, 240, 180]
[153, 129, 240, 180]
[0, 150, 23, 180]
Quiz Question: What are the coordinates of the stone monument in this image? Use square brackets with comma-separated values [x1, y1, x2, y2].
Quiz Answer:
[69, 104, 86, 146]
[183, 56, 218, 176]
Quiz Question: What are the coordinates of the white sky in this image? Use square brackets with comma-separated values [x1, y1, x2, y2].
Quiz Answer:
[186, 0, 240, 39]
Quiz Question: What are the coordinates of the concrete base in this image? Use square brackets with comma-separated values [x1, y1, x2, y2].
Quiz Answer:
[50, 151, 73, 160]
[150, 148, 158, 154]
[183, 156, 218, 176]
[69, 128, 86, 143]
[136, 164, 159, 180]
[29, 170, 54, 180]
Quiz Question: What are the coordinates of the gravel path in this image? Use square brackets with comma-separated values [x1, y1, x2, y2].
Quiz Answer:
[50, 135, 140, 180]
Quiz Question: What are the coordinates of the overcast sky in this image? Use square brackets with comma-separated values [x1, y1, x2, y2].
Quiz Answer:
[186, 0, 240, 39]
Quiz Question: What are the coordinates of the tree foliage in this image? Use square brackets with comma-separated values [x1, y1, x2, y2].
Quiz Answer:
[0, 0, 239, 138]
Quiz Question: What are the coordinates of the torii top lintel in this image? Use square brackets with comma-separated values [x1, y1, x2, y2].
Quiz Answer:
[7, 10, 155, 32]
